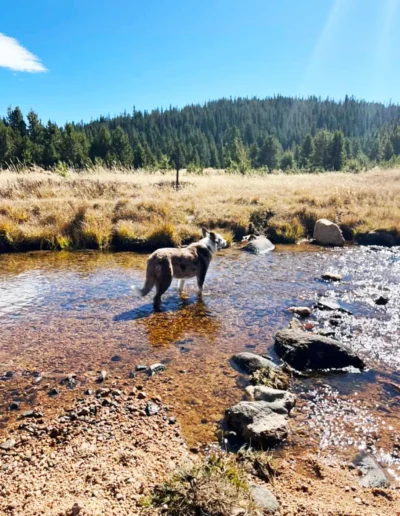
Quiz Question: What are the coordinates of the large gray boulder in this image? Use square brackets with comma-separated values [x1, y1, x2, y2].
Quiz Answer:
[251, 485, 280, 514]
[245, 385, 296, 414]
[274, 329, 365, 370]
[313, 219, 345, 246]
[231, 352, 277, 374]
[224, 401, 289, 447]
[241, 235, 275, 254]
[353, 452, 390, 488]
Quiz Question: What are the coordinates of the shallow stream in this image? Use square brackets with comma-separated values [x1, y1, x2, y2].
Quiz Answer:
[0, 246, 399, 482]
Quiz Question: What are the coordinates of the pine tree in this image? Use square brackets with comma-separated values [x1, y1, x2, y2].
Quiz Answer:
[258, 135, 281, 172]
[7, 106, 27, 136]
[312, 131, 333, 170]
[90, 125, 111, 163]
[170, 140, 185, 188]
[369, 139, 382, 163]
[61, 124, 89, 167]
[27, 110, 44, 164]
[331, 131, 345, 171]
[300, 135, 314, 168]
[110, 127, 133, 167]
[42, 122, 61, 168]
[133, 143, 145, 169]
[0, 122, 15, 166]
[280, 151, 295, 171]
[383, 139, 394, 161]
[391, 128, 400, 155]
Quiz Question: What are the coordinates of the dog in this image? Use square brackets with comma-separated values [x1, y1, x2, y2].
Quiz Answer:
[132, 228, 227, 310]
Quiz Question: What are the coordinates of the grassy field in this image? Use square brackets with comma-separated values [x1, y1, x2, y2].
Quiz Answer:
[0, 167, 399, 252]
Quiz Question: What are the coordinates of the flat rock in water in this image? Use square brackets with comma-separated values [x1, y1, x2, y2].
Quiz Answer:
[352, 452, 390, 488]
[231, 352, 276, 374]
[245, 385, 296, 414]
[274, 329, 365, 370]
[224, 401, 289, 447]
[251, 485, 280, 514]
[241, 236, 275, 254]
[316, 297, 352, 314]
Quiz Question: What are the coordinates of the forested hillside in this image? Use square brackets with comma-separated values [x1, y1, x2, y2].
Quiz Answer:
[1, 96, 400, 171]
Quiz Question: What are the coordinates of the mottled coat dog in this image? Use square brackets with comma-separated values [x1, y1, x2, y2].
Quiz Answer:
[132, 228, 227, 310]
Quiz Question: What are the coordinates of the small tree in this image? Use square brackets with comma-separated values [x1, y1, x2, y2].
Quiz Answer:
[170, 141, 185, 188]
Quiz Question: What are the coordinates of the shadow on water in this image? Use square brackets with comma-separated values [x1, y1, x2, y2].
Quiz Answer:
[113, 294, 201, 322]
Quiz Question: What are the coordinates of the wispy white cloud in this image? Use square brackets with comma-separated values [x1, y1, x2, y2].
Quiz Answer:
[0, 32, 47, 73]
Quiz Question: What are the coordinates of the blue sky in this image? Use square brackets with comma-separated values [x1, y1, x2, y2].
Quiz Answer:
[1, 0, 399, 125]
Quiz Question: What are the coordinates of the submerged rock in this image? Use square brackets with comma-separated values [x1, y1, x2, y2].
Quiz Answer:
[149, 363, 166, 376]
[321, 272, 342, 282]
[352, 452, 390, 488]
[96, 370, 108, 383]
[224, 401, 289, 447]
[375, 294, 389, 306]
[356, 231, 397, 247]
[241, 235, 275, 254]
[288, 306, 312, 318]
[313, 219, 345, 246]
[60, 374, 76, 389]
[251, 485, 280, 514]
[231, 352, 276, 374]
[244, 385, 296, 414]
[274, 329, 365, 370]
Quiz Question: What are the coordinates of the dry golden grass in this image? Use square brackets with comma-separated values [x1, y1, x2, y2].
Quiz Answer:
[0, 167, 400, 251]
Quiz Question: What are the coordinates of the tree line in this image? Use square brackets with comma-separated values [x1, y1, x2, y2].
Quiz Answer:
[1, 95, 400, 172]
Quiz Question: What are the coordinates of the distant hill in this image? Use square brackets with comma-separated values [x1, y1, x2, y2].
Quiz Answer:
[2, 96, 400, 170]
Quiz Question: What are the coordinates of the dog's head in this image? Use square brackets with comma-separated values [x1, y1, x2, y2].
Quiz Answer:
[201, 228, 227, 251]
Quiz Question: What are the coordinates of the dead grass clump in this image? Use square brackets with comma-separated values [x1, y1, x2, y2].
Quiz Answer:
[80, 208, 113, 249]
[144, 454, 259, 516]
[250, 367, 290, 390]
[145, 222, 181, 250]
[267, 216, 305, 243]
[236, 447, 279, 483]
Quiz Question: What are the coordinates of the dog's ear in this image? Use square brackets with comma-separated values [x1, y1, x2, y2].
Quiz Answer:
[209, 231, 216, 243]
[202, 227, 209, 238]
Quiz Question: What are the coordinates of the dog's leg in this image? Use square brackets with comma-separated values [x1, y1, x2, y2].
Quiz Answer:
[178, 279, 185, 294]
[153, 265, 173, 311]
[196, 267, 207, 298]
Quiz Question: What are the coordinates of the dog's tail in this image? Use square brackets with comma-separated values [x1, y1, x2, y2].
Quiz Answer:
[131, 275, 155, 298]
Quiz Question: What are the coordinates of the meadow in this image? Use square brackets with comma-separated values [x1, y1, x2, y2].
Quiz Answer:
[0, 167, 400, 252]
